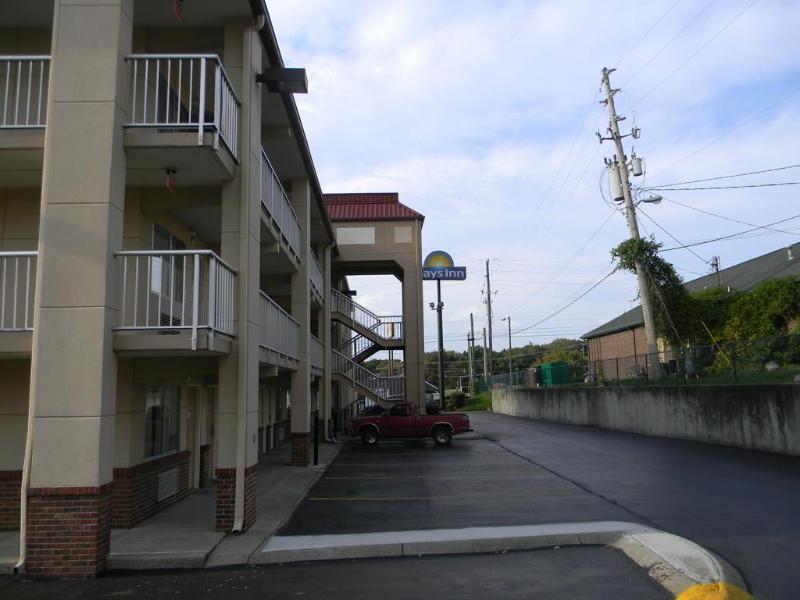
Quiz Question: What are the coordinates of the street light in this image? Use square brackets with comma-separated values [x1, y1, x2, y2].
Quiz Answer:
[429, 293, 444, 408]
[502, 316, 512, 381]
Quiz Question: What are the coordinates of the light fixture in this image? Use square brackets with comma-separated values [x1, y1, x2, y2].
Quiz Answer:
[256, 68, 308, 94]
[642, 194, 662, 204]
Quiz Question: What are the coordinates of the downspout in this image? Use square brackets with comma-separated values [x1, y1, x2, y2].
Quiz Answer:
[15, 0, 60, 575]
[231, 12, 266, 533]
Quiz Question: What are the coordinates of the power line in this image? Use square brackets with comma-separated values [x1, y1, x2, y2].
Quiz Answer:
[634, 0, 758, 106]
[645, 162, 800, 189]
[637, 206, 709, 264]
[646, 181, 800, 191]
[648, 84, 800, 179]
[622, 0, 716, 86]
[661, 213, 800, 251]
[511, 269, 617, 335]
[615, 0, 686, 67]
[660, 195, 800, 235]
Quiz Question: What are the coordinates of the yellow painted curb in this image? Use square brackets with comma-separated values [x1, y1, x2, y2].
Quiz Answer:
[677, 582, 754, 600]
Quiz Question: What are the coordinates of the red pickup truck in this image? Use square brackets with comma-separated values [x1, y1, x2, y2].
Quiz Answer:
[350, 402, 473, 446]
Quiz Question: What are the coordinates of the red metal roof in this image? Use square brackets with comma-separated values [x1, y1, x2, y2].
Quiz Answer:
[323, 193, 424, 223]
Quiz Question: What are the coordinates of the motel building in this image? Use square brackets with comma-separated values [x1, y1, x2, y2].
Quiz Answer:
[0, 1, 426, 577]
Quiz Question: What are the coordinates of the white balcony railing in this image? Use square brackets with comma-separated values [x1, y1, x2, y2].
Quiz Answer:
[260, 148, 300, 259]
[260, 291, 299, 360]
[126, 54, 240, 159]
[0, 56, 50, 128]
[331, 289, 380, 330]
[310, 334, 324, 369]
[115, 250, 236, 349]
[0, 252, 36, 331]
[309, 252, 324, 299]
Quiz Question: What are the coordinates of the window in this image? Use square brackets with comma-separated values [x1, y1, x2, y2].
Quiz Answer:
[145, 386, 181, 458]
[389, 404, 410, 417]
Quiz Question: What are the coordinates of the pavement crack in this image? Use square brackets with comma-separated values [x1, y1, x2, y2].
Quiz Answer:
[483, 434, 662, 530]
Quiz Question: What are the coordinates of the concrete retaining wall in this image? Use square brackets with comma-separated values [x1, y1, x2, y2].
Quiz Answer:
[492, 385, 800, 456]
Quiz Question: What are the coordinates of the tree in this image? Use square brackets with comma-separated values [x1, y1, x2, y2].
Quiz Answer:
[611, 236, 693, 348]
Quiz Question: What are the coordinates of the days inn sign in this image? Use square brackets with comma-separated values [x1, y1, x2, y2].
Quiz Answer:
[422, 250, 467, 281]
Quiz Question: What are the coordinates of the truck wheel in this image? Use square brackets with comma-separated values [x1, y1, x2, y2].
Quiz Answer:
[433, 427, 452, 446]
[361, 427, 379, 446]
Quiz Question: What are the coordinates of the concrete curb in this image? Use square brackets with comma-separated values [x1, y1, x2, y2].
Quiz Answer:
[255, 520, 749, 597]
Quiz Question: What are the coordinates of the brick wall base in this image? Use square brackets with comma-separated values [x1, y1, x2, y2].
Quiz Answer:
[291, 432, 309, 467]
[215, 465, 256, 531]
[0, 471, 22, 530]
[111, 451, 191, 529]
[26, 483, 112, 578]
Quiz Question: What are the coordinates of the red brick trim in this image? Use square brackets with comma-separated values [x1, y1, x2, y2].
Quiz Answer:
[28, 482, 114, 496]
[0, 470, 22, 531]
[215, 465, 257, 531]
[26, 486, 112, 577]
[112, 451, 191, 529]
[291, 432, 309, 467]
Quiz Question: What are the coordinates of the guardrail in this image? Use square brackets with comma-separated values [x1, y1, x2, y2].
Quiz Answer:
[0, 56, 49, 128]
[126, 54, 240, 159]
[260, 148, 301, 259]
[115, 250, 236, 350]
[310, 334, 324, 369]
[0, 251, 37, 331]
[260, 291, 299, 360]
[333, 350, 404, 401]
[309, 252, 324, 299]
[331, 289, 381, 331]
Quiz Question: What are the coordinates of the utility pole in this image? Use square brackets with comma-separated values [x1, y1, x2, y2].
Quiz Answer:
[468, 313, 476, 394]
[600, 67, 661, 377]
[502, 316, 512, 379]
[482, 326, 489, 379]
[430, 280, 445, 406]
[711, 256, 721, 288]
[484, 259, 494, 376]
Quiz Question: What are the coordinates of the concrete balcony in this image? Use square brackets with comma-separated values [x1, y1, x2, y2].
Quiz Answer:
[123, 54, 240, 186]
[0, 251, 36, 357]
[0, 56, 49, 187]
[260, 148, 301, 273]
[259, 290, 299, 370]
[113, 250, 236, 355]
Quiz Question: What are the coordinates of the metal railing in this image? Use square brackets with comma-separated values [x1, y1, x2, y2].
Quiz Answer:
[309, 252, 324, 299]
[333, 350, 405, 401]
[310, 334, 324, 369]
[126, 54, 241, 159]
[331, 289, 381, 331]
[0, 252, 37, 331]
[0, 56, 49, 128]
[339, 333, 374, 358]
[260, 291, 299, 360]
[115, 250, 236, 349]
[260, 148, 301, 259]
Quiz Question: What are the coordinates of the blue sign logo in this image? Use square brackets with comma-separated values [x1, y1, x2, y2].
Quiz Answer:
[422, 251, 467, 280]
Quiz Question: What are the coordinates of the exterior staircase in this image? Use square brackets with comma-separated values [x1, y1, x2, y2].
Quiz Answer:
[331, 289, 404, 360]
[332, 350, 404, 406]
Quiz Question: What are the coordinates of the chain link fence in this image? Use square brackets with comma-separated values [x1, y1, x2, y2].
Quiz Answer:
[475, 333, 800, 389]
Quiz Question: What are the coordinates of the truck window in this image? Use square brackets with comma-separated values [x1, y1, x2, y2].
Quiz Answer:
[389, 404, 410, 417]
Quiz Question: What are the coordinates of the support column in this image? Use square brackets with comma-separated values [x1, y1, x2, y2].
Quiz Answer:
[216, 22, 261, 532]
[23, 0, 132, 577]
[321, 245, 333, 439]
[290, 179, 311, 466]
[401, 255, 426, 412]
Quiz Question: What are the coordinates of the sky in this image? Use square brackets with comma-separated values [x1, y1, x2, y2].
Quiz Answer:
[268, 0, 800, 357]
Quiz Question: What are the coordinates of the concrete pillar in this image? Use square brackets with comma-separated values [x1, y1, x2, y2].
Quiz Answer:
[321, 245, 333, 439]
[290, 179, 311, 466]
[215, 22, 261, 532]
[23, 0, 132, 577]
[401, 258, 426, 411]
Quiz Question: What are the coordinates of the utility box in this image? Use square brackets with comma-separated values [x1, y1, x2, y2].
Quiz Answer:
[539, 361, 570, 387]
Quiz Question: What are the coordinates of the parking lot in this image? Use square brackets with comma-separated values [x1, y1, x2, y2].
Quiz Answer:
[282, 430, 633, 535]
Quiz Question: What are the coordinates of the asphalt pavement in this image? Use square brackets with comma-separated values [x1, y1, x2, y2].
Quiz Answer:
[284, 412, 800, 599]
[0, 546, 669, 600]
